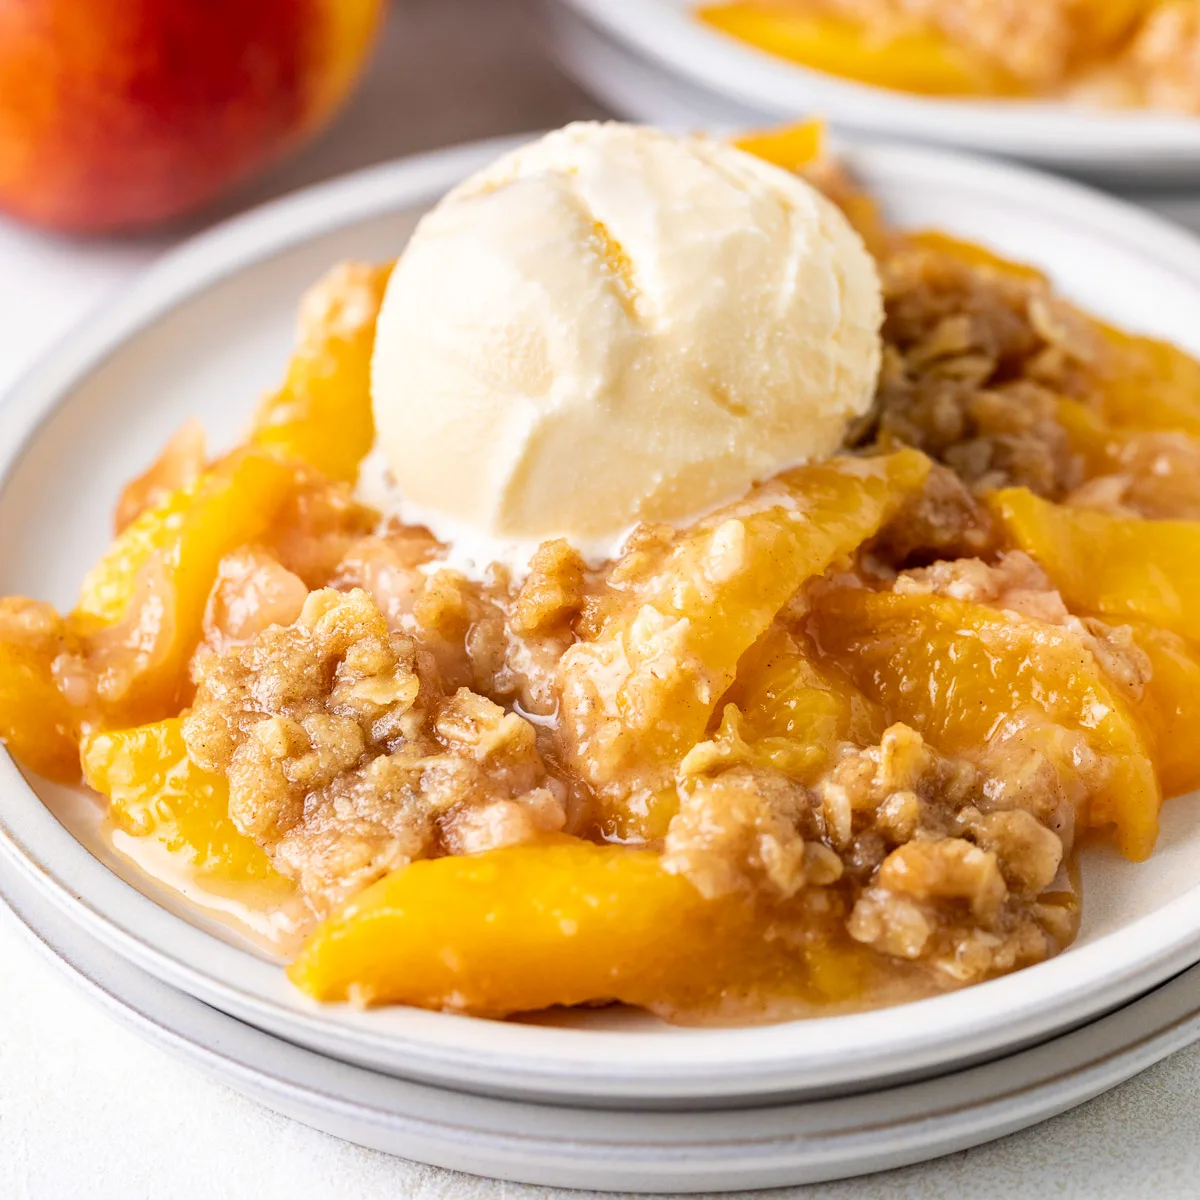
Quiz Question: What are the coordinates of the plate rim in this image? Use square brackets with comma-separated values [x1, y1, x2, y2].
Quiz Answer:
[7, 830, 1200, 1191]
[7, 133, 1200, 1103]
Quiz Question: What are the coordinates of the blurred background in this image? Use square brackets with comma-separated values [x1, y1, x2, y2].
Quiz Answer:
[0, 0, 608, 395]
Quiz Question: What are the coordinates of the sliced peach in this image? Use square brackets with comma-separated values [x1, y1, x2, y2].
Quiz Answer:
[710, 624, 883, 785]
[1056, 397, 1122, 478]
[906, 231, 1048, 284]
[989, 486, 1200, 640]
[82, 717, 279, 882]
[558, 450, 930, 838]
[1093, 324, 1200, 436]
[290, 839, 714, 1012]
[287, 836, 876, 1016]
[1056, 397, 1200, 519]
[73, 449, 299, 723]
[1124, 621, 1200, 800]
[809, 588, 1161, 858]
[734, 119, 825, 172]
[1088, 0, 1160, 48]
[0, 599, 81, 782]
[250, 261, 392, 483]
[698, 4, 1020, 96]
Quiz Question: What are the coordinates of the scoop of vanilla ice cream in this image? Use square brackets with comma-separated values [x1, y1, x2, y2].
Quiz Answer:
[370, 122, 883, 562]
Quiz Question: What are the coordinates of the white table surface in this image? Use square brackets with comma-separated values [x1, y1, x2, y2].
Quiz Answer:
[6, 3, 1200, 1196]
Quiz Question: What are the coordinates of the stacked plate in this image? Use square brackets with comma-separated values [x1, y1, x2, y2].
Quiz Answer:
[540, 0, 1200, 183]
[6, 135, 1200, 1190]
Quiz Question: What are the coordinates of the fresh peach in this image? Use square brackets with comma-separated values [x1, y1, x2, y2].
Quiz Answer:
[0, 0, 383, 232]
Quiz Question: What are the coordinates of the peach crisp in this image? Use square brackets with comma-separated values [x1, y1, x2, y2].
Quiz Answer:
[3, 125, 1200, 1024]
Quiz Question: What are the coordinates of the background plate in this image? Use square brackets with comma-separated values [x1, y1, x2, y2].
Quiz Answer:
[544, 0, 1200, 182]
[4, 136, 1200, 1105]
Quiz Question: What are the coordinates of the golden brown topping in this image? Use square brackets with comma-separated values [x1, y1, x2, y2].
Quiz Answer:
[815, 724, 979, 850]
[957, 807, 1064, 898]
[871, 462, 994, 565]
[513, 539, 587, 635]
[846, 889, 934, 960]
[663, 765, 824, 900]
[853, 241, 1090, 498]
[183, 588, 565, 911]
[875, 837, 1007, 921]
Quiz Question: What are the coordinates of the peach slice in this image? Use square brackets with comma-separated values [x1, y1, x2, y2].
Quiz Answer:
[989, 487, 1200, 640]
[251, 261, 392, 483]
[1056, 397, 1200, 519]
[73, 449, 299, 723]
[114, 419, 207, 533]
[703, 623, 884, 785]
[287, 836, 875, 1017]
[289, 839, 717, 1012]
[1093, 324, 1200, 436]
[734, 119, 825, 172]
[1056, 397, 1125, 478]
[82, 717, 279, 882]
[698, 4, 1020, 96]
[0, 599, 81, 783]
[1124, 621, 1200, 800]
[906, 231, 1048, 283]
[558, 450, 930, 839]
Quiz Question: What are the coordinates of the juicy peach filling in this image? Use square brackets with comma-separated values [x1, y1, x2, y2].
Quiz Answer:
[4, 134, 1200, 1022]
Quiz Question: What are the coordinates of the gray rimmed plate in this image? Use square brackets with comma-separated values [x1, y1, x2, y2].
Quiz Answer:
[7, 827, 1200, 1191]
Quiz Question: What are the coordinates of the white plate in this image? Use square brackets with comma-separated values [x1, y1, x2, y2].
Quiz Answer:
[544, 0, 1200, 182]
[8, 828, 1200, 1192]
[5, 135, 1200, 1107]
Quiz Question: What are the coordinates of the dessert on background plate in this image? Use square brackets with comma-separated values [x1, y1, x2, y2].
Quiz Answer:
[4, 119, 1200, 1024]
[699, 0, 1200, 112]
